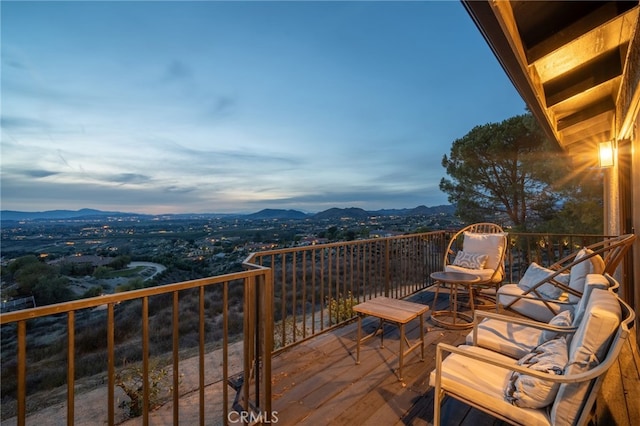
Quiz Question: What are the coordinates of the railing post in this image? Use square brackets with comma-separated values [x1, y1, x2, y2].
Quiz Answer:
[17, 320, 26, 426]
[262, 268, 274, 420]
[385, 239, 390, 297]
[242, 276, 254, 416]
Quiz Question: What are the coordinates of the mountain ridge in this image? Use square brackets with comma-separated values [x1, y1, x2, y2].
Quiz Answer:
[1, 205, 455, 221]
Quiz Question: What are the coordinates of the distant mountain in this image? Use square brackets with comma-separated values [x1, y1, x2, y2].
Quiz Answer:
[367, 204, 456, 217]
[313, 207, 371, 221]
[409, 204, 456, 215]
[245, 209, 308, 220]
[1, 205, 455, 222]
[0, 208, 144, 221]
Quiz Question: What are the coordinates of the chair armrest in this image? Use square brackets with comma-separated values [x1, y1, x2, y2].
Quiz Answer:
[434, 342, 604, 385]
[499, 291, 577, 305]
[473, 310, 575, 330]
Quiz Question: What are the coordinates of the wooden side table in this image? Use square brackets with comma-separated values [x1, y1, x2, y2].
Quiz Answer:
[430, 271, 481, 329]
[352, 296, 429, 381]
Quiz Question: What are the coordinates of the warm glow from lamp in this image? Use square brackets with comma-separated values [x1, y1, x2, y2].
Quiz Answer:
[599, 141, 614, 168]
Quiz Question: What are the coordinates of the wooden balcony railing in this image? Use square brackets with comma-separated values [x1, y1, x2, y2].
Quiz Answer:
[0, 268, 273, 426]
[243, 231, 447, 351]
[0, 231, 616, 425]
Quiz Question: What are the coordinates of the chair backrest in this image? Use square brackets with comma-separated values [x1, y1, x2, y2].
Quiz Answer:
[514, 234, 635, 303]
[550, 233, 635, 276]
[550, 288, 634, 426]
[444, 223, 507, 284]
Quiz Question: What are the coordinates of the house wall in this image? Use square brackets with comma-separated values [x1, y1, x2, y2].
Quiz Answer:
[631, 115, 640, 344]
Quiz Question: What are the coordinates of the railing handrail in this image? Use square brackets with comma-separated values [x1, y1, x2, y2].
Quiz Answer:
[0, 268, 267, 324]
[242, 230, 444, 264]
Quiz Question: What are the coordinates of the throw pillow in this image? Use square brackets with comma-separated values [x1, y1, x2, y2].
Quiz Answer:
[568, 248, 606, 303]
[452, 251, 488, 269]
[538, 310, 573, 345]
[462, 232, 507, 271]
[517, 262, 567, 299]
[504, 337, 568, 408]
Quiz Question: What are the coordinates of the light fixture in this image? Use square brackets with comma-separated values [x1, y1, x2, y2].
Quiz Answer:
[599, 140, 614, 168]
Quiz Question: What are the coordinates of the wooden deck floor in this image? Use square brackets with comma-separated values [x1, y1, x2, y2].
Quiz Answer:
[269, 288, 640, 426]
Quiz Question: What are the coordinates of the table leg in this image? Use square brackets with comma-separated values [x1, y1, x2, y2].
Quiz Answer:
[432, 280, 441, 312]
[399, 323, 405, 381]
[379, 318, 384, 349]
[356, 314, 361, 365]
[468, 284, 476, 320]
[451, 283, 458, 325]
[420, 313, 425, 361]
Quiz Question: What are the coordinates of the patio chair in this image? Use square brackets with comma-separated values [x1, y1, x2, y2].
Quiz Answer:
[497, 233, 635, 322]
[442, 223, 508, 305]
[430, 287, 635, 426]
[465, 273, 614, 359]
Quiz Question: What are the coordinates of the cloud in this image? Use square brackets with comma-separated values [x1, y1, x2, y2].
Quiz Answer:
[113, 173, 152, 185]
[208, 95, 236, 117]
[23, 169, 60, 178]
[0, 115, 50, 131]
[164, 59, 192, 81]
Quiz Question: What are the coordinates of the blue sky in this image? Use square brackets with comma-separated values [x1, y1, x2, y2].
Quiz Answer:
[1, 1, 525, 214]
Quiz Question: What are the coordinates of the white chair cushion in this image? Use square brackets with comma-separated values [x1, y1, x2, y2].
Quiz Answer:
[568, 248, 605, 303]
[504, 337, 568, 408]
[429, 345, 552, 426]
[550, 288, 621, 426]
[572, 274, 610, 326]
[444, 264, 496, 282]
[538, 310, 573, 345]
[518, 262, 568, 299]
[462, 232, 507, 272]
[452, 251, 488, 269]
[465, 318, 542, 359]
[497, 284, 569, 322]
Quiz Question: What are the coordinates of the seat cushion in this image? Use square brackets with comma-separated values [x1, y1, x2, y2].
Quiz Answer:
[465, 318, 542, 359]
[497, 283, 569, 322]
[445, 264, 497, 282]
[429, 345, 552, 426]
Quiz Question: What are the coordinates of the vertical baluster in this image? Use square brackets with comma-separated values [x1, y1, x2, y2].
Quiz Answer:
[311, 249, 317, 335]
[67, 311, 75, 424]
[173, 291, 179, 426]
[142, 296, 149, 426]
[320, 250, 325, 330]
[280, 252, 286, 348]
[108, 304, 115, 425]
[302, 250, 307, 339]
[222, 281, 229, 426]
[17, 320, 26, 426]
[199, 287, 205, 425]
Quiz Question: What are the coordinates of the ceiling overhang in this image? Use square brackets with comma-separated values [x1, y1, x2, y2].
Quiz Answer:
[462, 0, 640, 164]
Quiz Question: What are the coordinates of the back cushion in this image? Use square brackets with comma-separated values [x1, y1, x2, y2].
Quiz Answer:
[463, 232, 507, 271]
[572, 274, 610, 326]
[517, 262, 568, 299]
[568, 248, 605, 303]
[550, 289, 621, 426]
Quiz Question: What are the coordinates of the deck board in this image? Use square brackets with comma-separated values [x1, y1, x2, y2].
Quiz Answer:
[269, 287, 639, 426]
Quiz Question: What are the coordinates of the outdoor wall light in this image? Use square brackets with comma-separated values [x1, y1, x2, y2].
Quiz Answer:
[599, 140, 615, 168]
